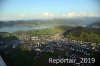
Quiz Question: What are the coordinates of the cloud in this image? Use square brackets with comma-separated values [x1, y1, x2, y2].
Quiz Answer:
[0, 12, 100, 20]
[62, 12, 100, 17]
[19, 14, 25, 17]
[42, 12, 54, 17]
[0, 14, 27, 20]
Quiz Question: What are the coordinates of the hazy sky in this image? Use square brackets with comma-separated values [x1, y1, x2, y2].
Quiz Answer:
[0, 0, 99, 20]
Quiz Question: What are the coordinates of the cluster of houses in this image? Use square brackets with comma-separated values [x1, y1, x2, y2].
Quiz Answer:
[0, 32, 99, 54]
[0, 32, 100, 66]
[19, 32, 99, 51]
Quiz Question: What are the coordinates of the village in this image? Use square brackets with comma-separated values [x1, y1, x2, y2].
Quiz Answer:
[0, 32, 100, 66]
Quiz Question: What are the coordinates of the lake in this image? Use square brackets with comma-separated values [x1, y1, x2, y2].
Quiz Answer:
[0, 26, 52, 33]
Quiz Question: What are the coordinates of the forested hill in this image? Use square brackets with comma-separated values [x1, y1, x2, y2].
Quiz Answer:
[63, 26, 100, 43]
[87, 22, 100, 28]
[64, 26, 100, 36]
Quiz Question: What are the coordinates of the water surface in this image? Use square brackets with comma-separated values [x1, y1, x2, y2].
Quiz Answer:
[0, 26, 52, 33]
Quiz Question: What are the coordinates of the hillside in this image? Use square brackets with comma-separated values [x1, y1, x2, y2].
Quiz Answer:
[63, 26, 100, 43]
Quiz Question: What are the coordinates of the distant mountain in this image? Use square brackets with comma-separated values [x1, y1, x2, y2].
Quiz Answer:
[0, 17, 100, 28]
[87, 22, 100, 28]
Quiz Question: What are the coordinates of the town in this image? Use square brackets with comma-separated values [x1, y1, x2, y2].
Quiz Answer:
[0, 32, 100, 66]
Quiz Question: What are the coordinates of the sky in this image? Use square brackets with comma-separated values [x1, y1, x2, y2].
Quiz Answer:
[0, 0, 100, 20]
